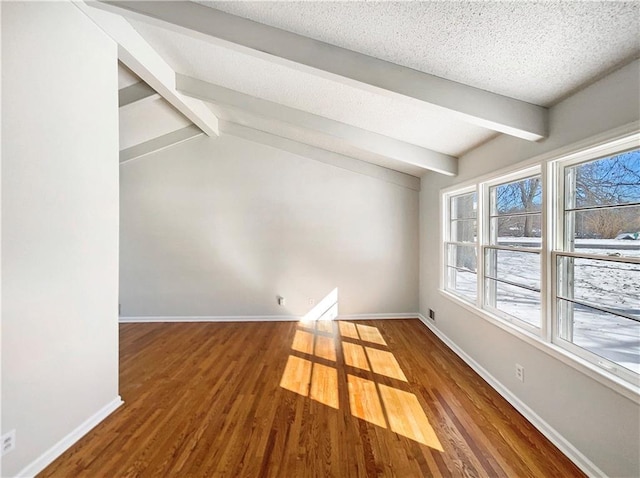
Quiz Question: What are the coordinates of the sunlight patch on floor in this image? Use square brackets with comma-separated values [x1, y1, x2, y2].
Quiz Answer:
[316, 320, 334, 334]
[315, 335, 337, 362]
[339, 321, 360, 340]
[342, 342, 370, 371]
[279, 309, 443, 450]
[291, 330, 314, 355]
[379, 384, 443, 450]
[310, 363, 339, 409]
[356, 324, 387, 346]
[280, 355, 312, 396]
[347, 375, 386, 428]
[365, 347, 407, 382]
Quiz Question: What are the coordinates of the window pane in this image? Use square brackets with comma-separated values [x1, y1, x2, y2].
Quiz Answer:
[557, 256, 640, 321]
[446, 268, 477, 301]
[491, 176, 542, 215]
[490, 214, 542, 248]
[451, 219, 477, 243]
[566, 205, 640, 258]
[557, 299, 640, 374]
[447, 244, 477, 272]
[567, 149, 640, 209]
[485, 249, 540, 290]
[486, 278, 541, 327]
[451, 192, 477, 220]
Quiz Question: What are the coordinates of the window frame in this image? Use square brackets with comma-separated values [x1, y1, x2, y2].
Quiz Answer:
[481, 166, 544, 335]
[552, 145, 640, 384]
[438, 128, 640, 398]
[442, 186, 479, 305]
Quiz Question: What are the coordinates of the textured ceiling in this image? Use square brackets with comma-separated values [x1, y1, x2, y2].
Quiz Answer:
[196, 0, 640, 106]
[116, 1, 639, 176]
[130, 20, 495, 156]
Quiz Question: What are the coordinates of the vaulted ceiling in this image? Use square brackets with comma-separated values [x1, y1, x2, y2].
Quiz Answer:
[89, 1, 640, 178]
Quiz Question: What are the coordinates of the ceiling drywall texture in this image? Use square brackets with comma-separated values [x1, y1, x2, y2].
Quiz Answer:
[112, 1, 639, 177]
[129, 20, 495, 157]
[199, 1, 640, 107]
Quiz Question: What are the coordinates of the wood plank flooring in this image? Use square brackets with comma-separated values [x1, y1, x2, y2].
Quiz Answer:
[40, 319, 585, 477]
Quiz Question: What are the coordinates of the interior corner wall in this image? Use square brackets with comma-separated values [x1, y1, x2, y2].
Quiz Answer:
[119, 134, 419, 319]
[1, 3, 120, 476]
[419, 60, 640, 477]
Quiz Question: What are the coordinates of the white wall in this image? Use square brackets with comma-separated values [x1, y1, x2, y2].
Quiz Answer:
[1, 3, 120, 476]
[420, 60, 640, 477]
[120, 133, 419, 318]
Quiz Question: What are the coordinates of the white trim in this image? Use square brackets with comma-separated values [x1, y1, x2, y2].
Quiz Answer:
[439, 122, 640, 195]
[177, 75, 457, 176]
[337, 313, 418, 320]
[438, 289, 640, 404]
[119, 125, 204, 164]
[16, 396, 123, 478]
[119, 313, 418, 323]
[415, 315, 606, 478]
[93, 0, 547, 141]
[220, 121, 421, 191]
[75, 2, 219, 137]
[118, 81, 159, 108]
[119, 315, 302, 323]
[438, 126, 640, 398]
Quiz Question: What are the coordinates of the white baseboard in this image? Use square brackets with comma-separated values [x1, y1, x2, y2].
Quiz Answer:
[13, 315, 601, 477]
[119, 313, 418, 323]
[416, 314, 604, 478]
[119, 315, 302, 323]
[16, 396, 123, 478]
[338, 313, 417, 320]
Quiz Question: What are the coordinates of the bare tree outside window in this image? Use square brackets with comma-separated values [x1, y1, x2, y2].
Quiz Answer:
[572, 150, 640, 239]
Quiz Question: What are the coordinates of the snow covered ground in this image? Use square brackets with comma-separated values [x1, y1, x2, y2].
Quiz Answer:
[452, 238, 639, 374]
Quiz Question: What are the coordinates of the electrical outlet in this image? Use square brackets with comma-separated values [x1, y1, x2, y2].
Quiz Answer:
[2, 430, 16, 456]
[277, 296, 286, 306]
[515, 364, 525, 382]
[429, 309, 435, 320]
[309, 298, 315, 306]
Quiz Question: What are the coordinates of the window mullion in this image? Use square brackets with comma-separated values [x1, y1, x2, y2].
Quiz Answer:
[442, 137, 639, 387]
[477, 183, 487, 309]
[443, 190, 478, 303]
[541, 162, 551, 342]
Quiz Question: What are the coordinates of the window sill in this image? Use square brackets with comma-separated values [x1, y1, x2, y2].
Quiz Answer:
[438, 288, 640, 404]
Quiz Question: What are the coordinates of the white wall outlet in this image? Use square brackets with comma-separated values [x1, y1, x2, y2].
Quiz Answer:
[2, 429, 16, 456]
[277, 296, 286, 306]
[309, 298, 315, 306]
[515, 364, 525, 382]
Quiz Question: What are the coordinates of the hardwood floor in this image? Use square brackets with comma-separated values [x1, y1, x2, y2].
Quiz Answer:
[40, 319, 585, 477]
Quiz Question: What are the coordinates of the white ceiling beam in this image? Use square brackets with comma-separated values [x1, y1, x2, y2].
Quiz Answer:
[92, 1, 547, 141]
[120, 125, 203, 163]
[177, 75, 458, 176]
[76, 1, 219, 136]
[118, 82, 159, 108]
[221, 121, 421, 191]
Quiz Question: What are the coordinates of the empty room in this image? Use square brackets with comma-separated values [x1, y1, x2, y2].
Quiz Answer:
[1, 1, 639, 477]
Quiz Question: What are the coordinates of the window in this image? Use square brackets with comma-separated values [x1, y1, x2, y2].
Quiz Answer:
[444, 190, 477, 302]
[484, 172, 542, 330]
[555, 148, 640, 380]
[440, 134, 640, 389]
